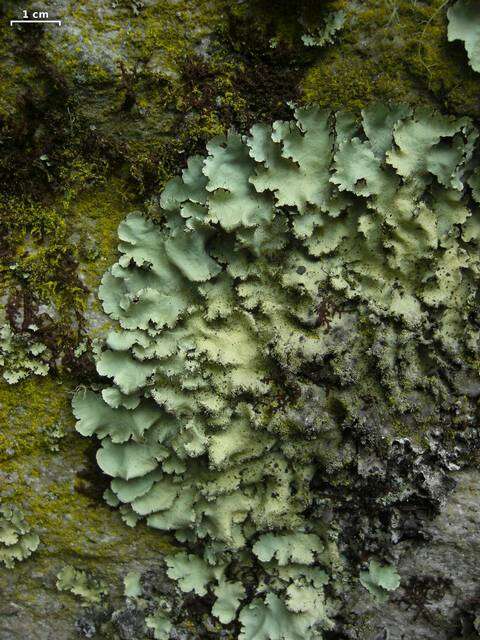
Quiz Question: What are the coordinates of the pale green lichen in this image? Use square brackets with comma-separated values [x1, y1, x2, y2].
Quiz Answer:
[56, 565, 108, 605]
[448, 0, 480, 73]
[302, 10, 346, 48]
[0, 504, 39, 568]
[123, 570, 142, 598]
[0, 319, 51, 384]
[359, 559, 401, 604]
[73, 104, 480, 637]
[239, 592, 323, 640]
[146, 612, 172, 640]
[213, 579, 246, 624]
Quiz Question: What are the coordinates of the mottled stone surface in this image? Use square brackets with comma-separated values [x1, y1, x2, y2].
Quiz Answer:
[343, 470, 480, 639]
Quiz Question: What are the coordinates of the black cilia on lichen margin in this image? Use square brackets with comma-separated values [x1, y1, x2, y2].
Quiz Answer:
[73, 104, 480, 638]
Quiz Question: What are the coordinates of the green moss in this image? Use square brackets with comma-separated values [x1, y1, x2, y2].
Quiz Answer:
[302, 0, 480, 117]
[0, 377, 72, 461]
[303, 54, 384, 111]
[0, 377, 175, 563]
[0, 196, 90, 375]
[72, 177, 136, 286]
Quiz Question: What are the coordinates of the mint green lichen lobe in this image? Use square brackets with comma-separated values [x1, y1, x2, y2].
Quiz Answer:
[0, 504, 39, 569]
[448, 0, 480, 73]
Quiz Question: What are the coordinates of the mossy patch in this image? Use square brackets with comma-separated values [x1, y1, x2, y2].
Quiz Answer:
[0, 377, 72, 461]
[0, 376, 174, 562]
[302, 0, 480, 117]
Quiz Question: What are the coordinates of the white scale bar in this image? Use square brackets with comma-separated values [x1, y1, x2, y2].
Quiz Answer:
[10, 20, 61, 25]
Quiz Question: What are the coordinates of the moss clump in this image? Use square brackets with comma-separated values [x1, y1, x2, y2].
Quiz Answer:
[0, 376, 174, 563]
[302, 0, 480, 117]
[0, 377, 73, 461]
[72, 178, 136, 289]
